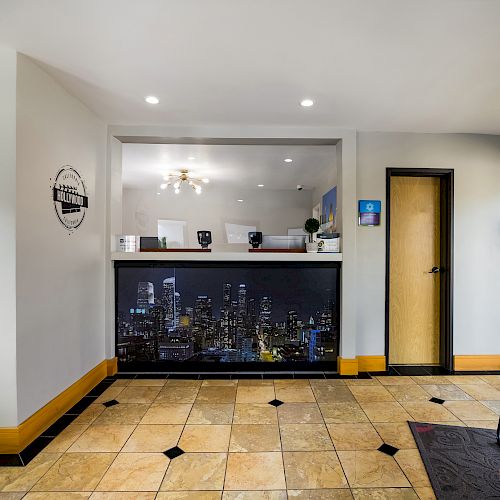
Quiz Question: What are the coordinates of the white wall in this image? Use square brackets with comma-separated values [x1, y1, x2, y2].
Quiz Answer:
[15, 55, 107, 423]
[356, 132, 500, 356]
[0, 47, 18, 427]
[122, 185, 314, 252]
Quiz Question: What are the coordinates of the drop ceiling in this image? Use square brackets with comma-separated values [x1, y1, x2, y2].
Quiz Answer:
[1, 0, 500, 133]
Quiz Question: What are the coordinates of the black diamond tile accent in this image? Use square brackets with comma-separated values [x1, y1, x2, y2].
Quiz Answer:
[103, 399, 119, 407]
[268, 399, 284, 407]
[378, 443, 399, 456]
[429, 397, 445, 404]
[164, 446, 185, 459]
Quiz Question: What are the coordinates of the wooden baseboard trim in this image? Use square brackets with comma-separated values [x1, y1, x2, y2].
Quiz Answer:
[0, 358, 114, 454]
[357, 355, 386, 372]
[338, 357, 358, 375]
[454, 355, 500, 371]
[107, 357, 118, 376]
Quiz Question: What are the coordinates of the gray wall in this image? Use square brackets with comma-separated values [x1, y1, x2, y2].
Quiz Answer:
[356, 132, 500, 356]
[15, 55, 107, 423]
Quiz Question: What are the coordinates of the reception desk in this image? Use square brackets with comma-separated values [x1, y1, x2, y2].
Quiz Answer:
[112, 252, 342, 372]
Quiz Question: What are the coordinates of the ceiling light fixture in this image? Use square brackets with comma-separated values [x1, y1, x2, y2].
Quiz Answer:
[145, 95, 160, 104]
[188, 156, 196, 160]
[284, 158, 293, 163]
[257, 184, 264, 187]
[300, 98, 314, 107]
[162, 169, 208, 195]
[237, 199, 244, 203]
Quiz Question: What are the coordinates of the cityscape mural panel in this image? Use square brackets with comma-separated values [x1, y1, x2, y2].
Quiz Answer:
[116, 263, 339, 366]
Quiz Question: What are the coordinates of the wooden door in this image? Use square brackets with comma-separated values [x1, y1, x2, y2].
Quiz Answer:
[389, 176, 441, 364]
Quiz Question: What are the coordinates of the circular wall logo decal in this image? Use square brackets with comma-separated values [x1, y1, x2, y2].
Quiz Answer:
[51, 166, 88, 232]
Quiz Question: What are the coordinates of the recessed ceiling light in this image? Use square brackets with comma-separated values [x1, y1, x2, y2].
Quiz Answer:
[188, 156, 196, 160]
[202, 178, 210, 184]
[145, 95, 160, 104]
[257, 184, 264, 187]
[160, 183, 168, 190]
[300, 98, 314, 107]
[237, 199, 244, 203]
[156, 192, 161, 195]
[284, 158, 293, 163]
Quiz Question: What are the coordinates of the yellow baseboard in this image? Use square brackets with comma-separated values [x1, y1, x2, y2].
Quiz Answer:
[107, 356, 118, 376]
[454, 355, 500, 371]
[357, 355, 386, 372]
[338, 357, 358, 375]
[0, 357, 115, 454]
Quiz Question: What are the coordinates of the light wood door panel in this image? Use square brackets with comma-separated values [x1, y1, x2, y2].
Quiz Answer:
[389, 176, 440, 364]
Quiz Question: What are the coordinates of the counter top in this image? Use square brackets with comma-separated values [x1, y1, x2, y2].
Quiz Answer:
[111, 251, 343, 262]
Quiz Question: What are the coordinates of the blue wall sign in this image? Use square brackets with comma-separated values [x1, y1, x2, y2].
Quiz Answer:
[359, 200, 381, 226]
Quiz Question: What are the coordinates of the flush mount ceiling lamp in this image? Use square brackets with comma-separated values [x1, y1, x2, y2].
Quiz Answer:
[162, 169, 209, 195]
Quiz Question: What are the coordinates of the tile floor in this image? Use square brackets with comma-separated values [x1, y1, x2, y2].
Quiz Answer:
[2, 374, 500, 498]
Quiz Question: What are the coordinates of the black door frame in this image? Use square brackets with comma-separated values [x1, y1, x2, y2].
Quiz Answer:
[385, 168, 454, 371]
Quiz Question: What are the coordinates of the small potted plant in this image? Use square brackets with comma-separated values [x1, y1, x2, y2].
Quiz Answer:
[304, 217, 320, 253]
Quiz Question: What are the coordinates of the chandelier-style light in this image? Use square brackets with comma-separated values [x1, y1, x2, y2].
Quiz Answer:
[160, 169, 209, 195]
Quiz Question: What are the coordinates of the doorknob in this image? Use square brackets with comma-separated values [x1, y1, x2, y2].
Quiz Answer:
[428, 266, 441, 274]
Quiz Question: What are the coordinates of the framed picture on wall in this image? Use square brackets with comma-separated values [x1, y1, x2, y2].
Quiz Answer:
[321, 186, 337, 233]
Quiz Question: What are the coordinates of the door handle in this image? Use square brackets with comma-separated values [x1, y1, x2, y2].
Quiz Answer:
[428, 266, 441, 274]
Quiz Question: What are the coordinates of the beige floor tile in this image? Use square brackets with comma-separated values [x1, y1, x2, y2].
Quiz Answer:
[0, 493, 30, 500]
[235, 386, 275, 403]
[337, 450, 410, 488]
[178, 424, 231, 452]
[90, 493, 156, 500]
[372, 423, 417, 449]
[225, 452, 286, 490]
[277, 403, 323, 424]
[311, 386, 355, 403]
[0, 453, 61, 492]
[140, 403, 192, 424]
[280, 423, 334, 451]
[155, 387, 199, 404]
[309, 379, 347, 387]
[96, 452, 169, 491]
[92, 403, 150, 425]
[236, 379, 274, 386]
[420, 384, 472, 401]
[232, 404, 277, 424]
[351, 488, 418, 499]
[67, 424, 135, 452]
[129, 378, 166, 387]
[24, 494, 90, 499]
[348, 386, 395, 403]
[385, 385, 430, 402]
[161, 453, 226, 491]
[287, 490, 353, 499]
[414, 486, 437, 499]
[446, 375, 487, 385]
[456, 383, 500, 400]
[165, 379, 202, 388]
[463, 419, 499, 429]
[157, 493, 221, 500]
[327, 423, 383, 450]
[116, 386, 161, 404]
[275, 386, 316, 403]
[443, 400, 498, 420]
[395, 449, 431, 488]
[229, 424, 281, 452]
[319, 402, 369, 424]
[344, 379, 382, 387]
[43, 424, 88, 452]
[95, 386, 125, 403]
[401, 402, 459, 423]
[223, 491, 286, 500]
[359, 402, 411, 422]
[201, 379, 237, 387]
[110, 378, 132, 387]
[274, 379, 311, 388]
[481, 400, 500, 415]
[479, 375, 500, 384]
[31, 453, 116, 491]
[72, 404, 105, 425]
[196, 386, 237, 403]
[411, 376, 452, 385]
[122, 424, 183, 452]
[283, 451, 348, 489]
[375, 377, 416, 386]
[187, 403, 234, 424]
